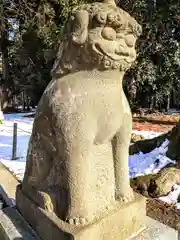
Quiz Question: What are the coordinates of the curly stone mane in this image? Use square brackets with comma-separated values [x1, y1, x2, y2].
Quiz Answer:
[51, 1, 142, 77]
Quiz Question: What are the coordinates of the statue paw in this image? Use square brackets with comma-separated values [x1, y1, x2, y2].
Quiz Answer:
[37, 191, 54, 212]
[66, 217, 88, 225]
[116, 188, 134, 203]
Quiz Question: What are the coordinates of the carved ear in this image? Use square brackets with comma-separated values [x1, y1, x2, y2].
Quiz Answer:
[72, 10, 89, 45]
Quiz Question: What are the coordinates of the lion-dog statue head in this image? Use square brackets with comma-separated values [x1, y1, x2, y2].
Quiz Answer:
[51, 0, 142, 77]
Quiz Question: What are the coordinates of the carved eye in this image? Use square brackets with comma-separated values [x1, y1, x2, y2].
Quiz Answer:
[125, 35, 136, 47]
[95, 13, 107, 24]
[101, 27, 116, 41]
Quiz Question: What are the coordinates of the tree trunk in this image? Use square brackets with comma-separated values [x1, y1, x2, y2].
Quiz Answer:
[26, 95, 30, 111]
[149, 95, 154, 109]
[22, 92, 26, 111]
[0, 0, 9, 111]
[166, 91, 171, 112]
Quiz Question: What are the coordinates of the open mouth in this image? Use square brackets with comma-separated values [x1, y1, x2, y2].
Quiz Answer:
[93, 43, 132, 63]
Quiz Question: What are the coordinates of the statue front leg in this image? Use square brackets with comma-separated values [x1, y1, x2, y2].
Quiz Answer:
[22, 134, 55, 212]
[64, 131, 93, 225]
[112, 114, 134, 202]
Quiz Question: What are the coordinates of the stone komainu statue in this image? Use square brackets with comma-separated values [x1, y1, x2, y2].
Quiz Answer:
[21, 0, 142, 226]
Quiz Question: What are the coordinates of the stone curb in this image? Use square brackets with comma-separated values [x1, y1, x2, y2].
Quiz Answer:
[0, 207, 40, 240]
[0, 185, 16, 208]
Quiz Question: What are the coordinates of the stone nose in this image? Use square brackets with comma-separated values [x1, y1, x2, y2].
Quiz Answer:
[125, 35, 136, 48]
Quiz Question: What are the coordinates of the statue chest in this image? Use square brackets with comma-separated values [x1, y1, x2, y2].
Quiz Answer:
[94, 108, 122, 144]
[94, 92, 131, 144]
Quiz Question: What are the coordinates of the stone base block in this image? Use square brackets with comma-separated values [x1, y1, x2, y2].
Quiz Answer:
[0, 207, 40, 240]
[132, 216, 178, 240]
[16, 184, 146, 240]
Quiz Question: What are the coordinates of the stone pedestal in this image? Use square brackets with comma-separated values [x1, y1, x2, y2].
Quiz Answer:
[16, 185, 146, 240]
[132, 217, 178, 240]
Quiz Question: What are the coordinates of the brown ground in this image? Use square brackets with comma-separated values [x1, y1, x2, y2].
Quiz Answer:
[132, 113, 178, 132]
[147, 198, 180, 230]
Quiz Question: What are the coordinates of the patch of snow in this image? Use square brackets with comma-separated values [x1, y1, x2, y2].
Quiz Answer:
[176, 202, 180, 209]
[0, 117, 33, 161]
[129, 139, 175, 178]
[4, 112, 34, 120]
[159, 184, 180, 206]
[166, 109, 180, 115]
[0, 111, 4, 121]
[132, 130, 163, 139]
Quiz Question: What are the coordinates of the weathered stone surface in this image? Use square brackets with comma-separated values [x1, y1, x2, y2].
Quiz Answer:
[0, 185, 13, 209]
[16, 185, 146, 240]
[0, 207, 40, 240]
[129, 132, 167, 156]
[0, 162, 18, 206]
[150, 166, 180, 197]
[17, 0, 142, 227]
[132, 216, 178, 240]
[167, 121, 180, 160]
[131, 164, 180, 198]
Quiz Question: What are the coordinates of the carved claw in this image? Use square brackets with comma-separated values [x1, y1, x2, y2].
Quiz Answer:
[66, 217, 87, 226]
[44, 201, 54, 212]
[116, 188, 135, 203]
[37, 191, 54, 212]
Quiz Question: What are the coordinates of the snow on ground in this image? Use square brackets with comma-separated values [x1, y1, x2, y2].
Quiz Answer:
[159, 184, 180, 209]
[0, 113, 33, 181]
[129, 139, 175, 178]
[0, 113, 178, 207]
[132, 130, 163, 139]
